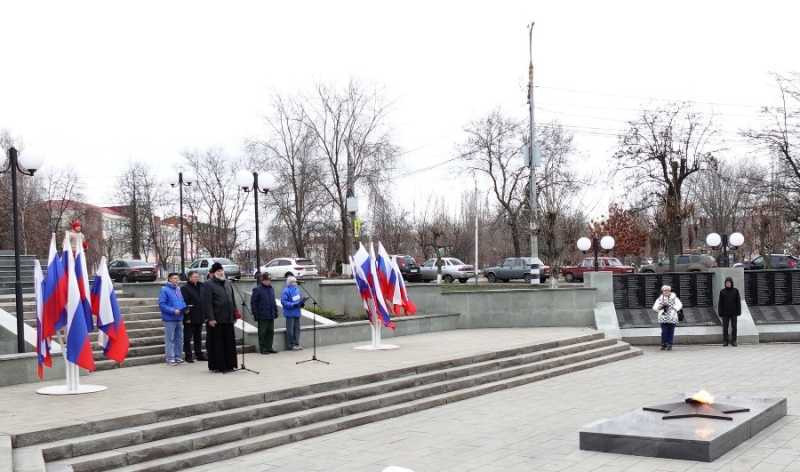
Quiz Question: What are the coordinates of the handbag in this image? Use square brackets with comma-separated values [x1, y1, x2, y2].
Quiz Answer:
[677, 309, 685, 322]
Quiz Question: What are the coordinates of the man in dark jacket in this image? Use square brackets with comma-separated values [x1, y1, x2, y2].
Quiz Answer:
[250, 272, 279, 354]
[180, 270, 207, 363]
[718, 276, 741, 347]
[202, 262, 238, 372]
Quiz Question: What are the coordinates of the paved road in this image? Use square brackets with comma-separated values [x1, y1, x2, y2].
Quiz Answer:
[187, 342, 800, 472]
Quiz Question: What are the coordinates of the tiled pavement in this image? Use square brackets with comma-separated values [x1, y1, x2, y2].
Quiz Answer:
[2, 328, 800, 471]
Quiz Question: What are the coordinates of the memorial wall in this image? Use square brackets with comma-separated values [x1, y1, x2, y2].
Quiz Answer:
[744, 270, 800, 323]
[614, 273, 719, 328]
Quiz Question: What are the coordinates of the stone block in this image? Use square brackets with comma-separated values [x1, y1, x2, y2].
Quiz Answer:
[580, 394, 786, 462]
[0, 435, 12, 472]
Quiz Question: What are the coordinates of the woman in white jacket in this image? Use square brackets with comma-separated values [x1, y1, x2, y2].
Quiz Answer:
[653, 285, 682, 351]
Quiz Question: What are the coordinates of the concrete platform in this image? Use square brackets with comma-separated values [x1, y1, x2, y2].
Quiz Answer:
[580, 393, 787, 462]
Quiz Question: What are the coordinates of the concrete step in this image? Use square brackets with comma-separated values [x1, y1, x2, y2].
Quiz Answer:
[94, 345, 254, 372]
[13, 335, 640, 471]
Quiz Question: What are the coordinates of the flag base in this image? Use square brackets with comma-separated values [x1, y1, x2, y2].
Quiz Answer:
[355, 344, 399, 351]
[36, 384, 108, 395]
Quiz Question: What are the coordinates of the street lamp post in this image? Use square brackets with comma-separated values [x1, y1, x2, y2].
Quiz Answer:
[166, 171, 195, 279]
[577, 235, 615, 271]
[706, 232, 744, 268]
[2, 147, 44, 353]
[236, 170, 275, 277]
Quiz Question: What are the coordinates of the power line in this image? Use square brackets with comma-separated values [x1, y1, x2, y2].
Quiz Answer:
[537, 85, 764, 109]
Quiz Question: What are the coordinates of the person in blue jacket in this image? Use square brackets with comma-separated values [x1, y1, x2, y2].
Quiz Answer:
[251, 272, 279, 354]
[159, 272, 187, 365]
[281, 276, 304, 350]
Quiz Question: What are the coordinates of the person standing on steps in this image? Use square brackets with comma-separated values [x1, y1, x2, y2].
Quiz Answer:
[180, 270, 207, 363]
[653, 285, 682, 351]
[718, 276, 741, 347]
[68, 220, 88, 254]
[281, 276, 304, 351]
[202, 262, 239, 373]
[250, 272, 279, 354]
[159, 273, 187, 365]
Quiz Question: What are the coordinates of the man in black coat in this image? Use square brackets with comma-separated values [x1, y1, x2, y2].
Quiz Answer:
[718, 276, 742, 347]
[202, 262, 239, 372]
[251, 272, 279, 354]
[180, 270, 207, 363]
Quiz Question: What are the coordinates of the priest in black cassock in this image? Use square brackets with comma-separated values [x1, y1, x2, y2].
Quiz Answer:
[202, 262, 238, 373]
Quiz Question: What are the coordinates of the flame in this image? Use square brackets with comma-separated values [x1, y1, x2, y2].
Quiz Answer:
[690, 389, 715, 404]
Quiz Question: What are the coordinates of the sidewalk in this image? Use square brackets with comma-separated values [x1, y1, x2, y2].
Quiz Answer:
[3, 329, 799, 471]
[185, 342, 800, 472]
[0, 328, 597, 434]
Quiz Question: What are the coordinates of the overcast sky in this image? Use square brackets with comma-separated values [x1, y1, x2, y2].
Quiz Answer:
[2, 1, 798, 218]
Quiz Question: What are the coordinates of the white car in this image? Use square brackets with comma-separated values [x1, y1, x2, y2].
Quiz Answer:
[257, 257, 319, 279]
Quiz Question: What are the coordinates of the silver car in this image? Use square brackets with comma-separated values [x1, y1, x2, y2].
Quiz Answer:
[420, 257, 476, 283]
[184, 257, 242, 280]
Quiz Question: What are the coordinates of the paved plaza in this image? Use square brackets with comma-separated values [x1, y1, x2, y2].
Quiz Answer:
[2, 328, 800, 471]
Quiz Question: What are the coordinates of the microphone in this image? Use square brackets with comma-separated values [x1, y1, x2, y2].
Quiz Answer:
[296, 281, 305, 285]
[227, 277, 239, 283]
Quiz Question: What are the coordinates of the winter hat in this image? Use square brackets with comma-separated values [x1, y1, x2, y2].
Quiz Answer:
[72, 221, 82, 230]
[260, 272, 272, 281]
[210, 262, 224, 273]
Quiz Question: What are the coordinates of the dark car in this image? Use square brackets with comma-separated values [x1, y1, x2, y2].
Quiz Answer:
[639, 254, 716, 273]
[392, 254, 422, 282]
[483, 257, 550, 283]
[740, 254, 800, 270]
[108, 259, 158, 283]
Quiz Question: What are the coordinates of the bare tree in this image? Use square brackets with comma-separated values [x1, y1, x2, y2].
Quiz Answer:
[301, 78, 398, 269]
[249, 93, 328, 258]
[613, 103, 718, 270]
[181, 147, 248, 258]
[459, 109, 528, 256]
[742, 71, 800, 228]
[39, 165, 85, 235]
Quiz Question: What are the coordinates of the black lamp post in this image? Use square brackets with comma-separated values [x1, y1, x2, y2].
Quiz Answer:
[167, 171, 195, 279]
[2, 147, 43, 353]
[236, 170, 275, 277]
[577, 235, 616, 272]
[706, 232, 744, 268]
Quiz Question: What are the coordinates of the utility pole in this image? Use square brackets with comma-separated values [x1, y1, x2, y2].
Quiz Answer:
[528, 22, 538, 260]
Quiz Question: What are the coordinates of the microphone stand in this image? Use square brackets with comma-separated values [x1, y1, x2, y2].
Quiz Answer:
[229, 279, 259, 374]
[296, 282, 329, 365]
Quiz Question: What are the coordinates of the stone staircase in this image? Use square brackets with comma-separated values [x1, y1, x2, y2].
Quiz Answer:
[14, 296, 255, 371]
[10, 332, 641, 472]
[0, 251, 38, 296]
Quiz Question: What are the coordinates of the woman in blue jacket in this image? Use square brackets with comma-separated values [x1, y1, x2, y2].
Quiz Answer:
[281, 276, 304, 350]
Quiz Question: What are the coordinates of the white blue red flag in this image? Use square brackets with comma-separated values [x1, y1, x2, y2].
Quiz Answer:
[34, 260, 52, 380]
[42, 234, 67, 338]
[376, 242, 398, 303]
[91, 257, 130, 363]
[62, 236, 95, 371]
[349, 255, 374, 321]
[367, 243, 395, 329]
[74, 240, 94, 332]
[391, 256, 417, 315]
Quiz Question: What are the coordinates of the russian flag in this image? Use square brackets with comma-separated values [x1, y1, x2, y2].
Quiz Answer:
[391, 256, 417, 316]
[350, 255, 375, 321]
[91, 257, 130, 363]
[34, 260, 52, 380]
[62, 236, 95, 371]
[375, 242, 397, 303]
[42, 234, 67, 338]
[74, 241, 94, 332]
[366, 243, 395, 330]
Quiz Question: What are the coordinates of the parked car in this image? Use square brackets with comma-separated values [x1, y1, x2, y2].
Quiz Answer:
[560, 257, 637, 283]
[740, 254, 800, 270]
[639, 254, 716, 273]
[392, 254, 422, 282]
[108, 259, 157, 283]
[420, 257, 476, 283]
[483, 257, 550, 283]
[185, 257, 242, 280]
[257, 257, 318, 279]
